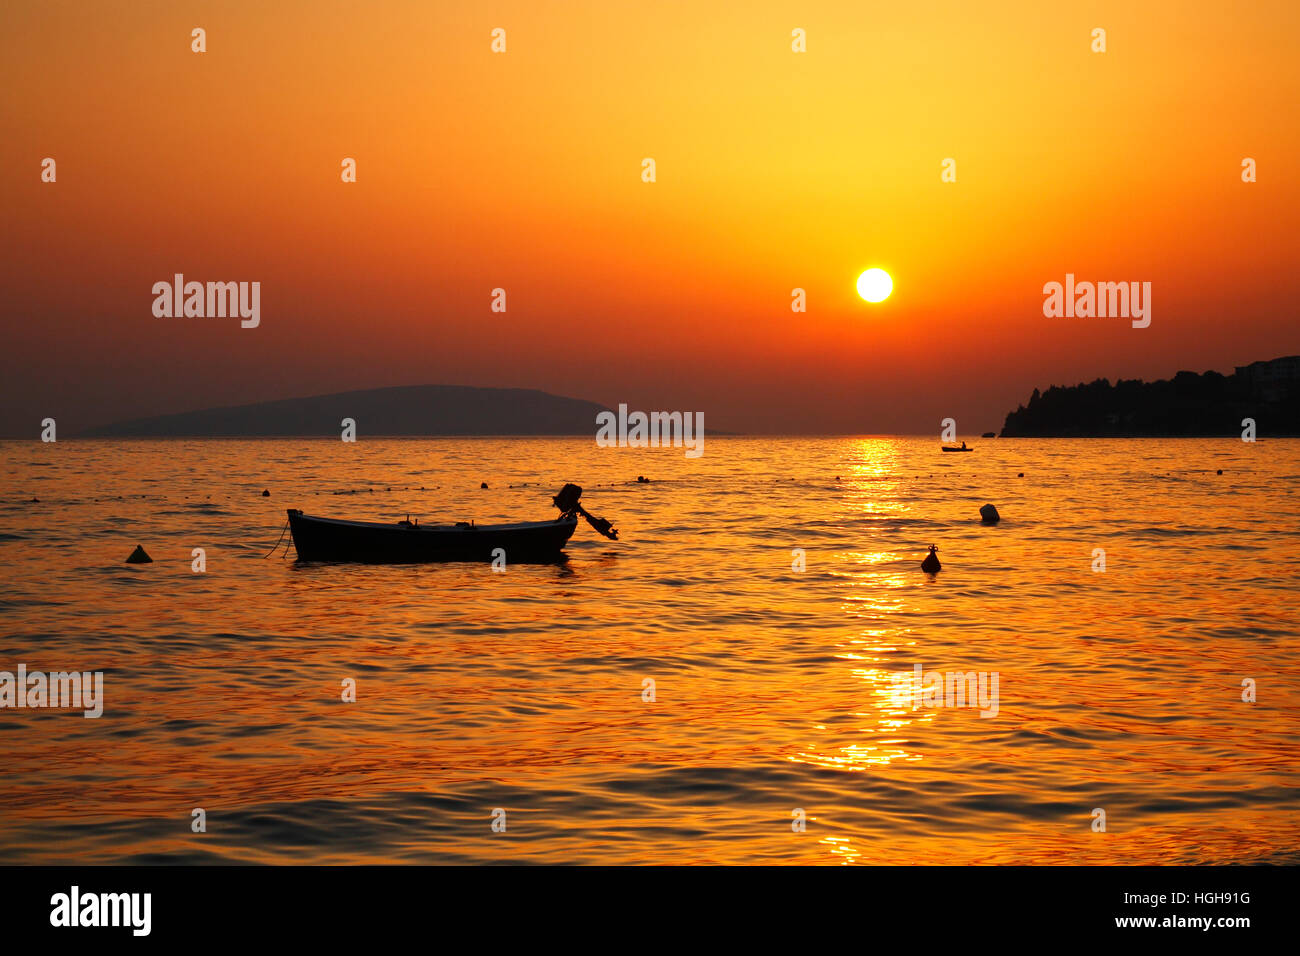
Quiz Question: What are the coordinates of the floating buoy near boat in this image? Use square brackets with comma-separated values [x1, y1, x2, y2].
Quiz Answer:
[980, 503, 1000, 524]
[125, 545, 152, 564]
[262, 489, 270, 497]
[921, 545, 941, 573]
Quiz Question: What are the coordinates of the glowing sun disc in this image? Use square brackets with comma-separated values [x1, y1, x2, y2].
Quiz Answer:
[857, 268, 893, 303]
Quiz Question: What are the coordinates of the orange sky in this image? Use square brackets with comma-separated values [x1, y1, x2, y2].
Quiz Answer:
[2, 0, 1298, 435]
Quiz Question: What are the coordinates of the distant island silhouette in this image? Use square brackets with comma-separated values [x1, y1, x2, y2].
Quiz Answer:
[80, 386, 613, 437]
[71, 359, 1300, 438]
[1000, 356, 1300, 437]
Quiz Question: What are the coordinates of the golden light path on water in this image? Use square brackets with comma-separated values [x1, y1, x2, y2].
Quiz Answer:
[794, 442, 928, 869]
[0, 437, 1297, 864]
[793, 440, 924, 773]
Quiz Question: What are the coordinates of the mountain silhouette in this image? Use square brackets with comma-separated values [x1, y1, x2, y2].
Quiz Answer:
[80, 386, 613, 437]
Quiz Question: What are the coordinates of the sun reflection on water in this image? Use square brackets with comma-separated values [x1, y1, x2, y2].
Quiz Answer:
[791, 440, 927, 798]
[819, 835, 864, 865]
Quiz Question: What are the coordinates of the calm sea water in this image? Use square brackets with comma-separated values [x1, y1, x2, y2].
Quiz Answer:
[0, 437, 1296, 864]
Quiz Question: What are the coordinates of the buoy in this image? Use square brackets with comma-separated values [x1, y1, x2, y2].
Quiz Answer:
[921, 545, 941, 573]
[637, 475, 650, 484]
[1216, 469, 1223, 475]
[30, 497, 39, 503]
[262, 489, 270, 497]
[125, 545, 152, 564]
[481, 482, 489, 489]
[979, 503, 1000, 524]
[1017, 472, 1024, 477]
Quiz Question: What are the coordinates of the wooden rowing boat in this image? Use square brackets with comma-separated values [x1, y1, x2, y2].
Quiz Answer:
[287, 509, 578, 563]
[283, 483, 617, 564]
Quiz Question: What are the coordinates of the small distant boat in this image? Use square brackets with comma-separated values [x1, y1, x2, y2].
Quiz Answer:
[285, 483, 616, 564]
[981, 432, 996, 438]
[941, 444, 973, 453]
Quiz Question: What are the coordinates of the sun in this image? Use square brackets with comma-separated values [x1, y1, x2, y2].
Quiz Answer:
[856, 268, 893, 303]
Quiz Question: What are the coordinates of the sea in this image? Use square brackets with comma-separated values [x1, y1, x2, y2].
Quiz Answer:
[0, 437, 1296, 864]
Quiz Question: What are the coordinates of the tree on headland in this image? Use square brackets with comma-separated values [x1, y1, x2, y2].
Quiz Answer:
[999, 357, 1300, 437]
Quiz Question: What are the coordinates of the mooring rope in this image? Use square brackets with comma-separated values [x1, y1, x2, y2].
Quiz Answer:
[263, 517, 291, 558]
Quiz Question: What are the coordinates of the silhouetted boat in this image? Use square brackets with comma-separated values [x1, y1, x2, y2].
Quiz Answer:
[284, 483, 617, 563]
[287, 510, 578, 563]
[941, 445, 973, 452]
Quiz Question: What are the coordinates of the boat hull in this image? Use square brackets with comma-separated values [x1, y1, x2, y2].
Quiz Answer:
[287, 509, 578, 563]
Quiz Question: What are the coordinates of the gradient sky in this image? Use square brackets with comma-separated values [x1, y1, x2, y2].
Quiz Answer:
[2, 0, 1298, 436]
